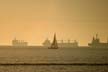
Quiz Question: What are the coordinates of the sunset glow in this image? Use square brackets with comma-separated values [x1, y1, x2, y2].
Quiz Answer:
[0, 0, 108, 46]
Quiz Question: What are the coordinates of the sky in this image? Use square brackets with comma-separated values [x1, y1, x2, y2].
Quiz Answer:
[0, 0, 108, 46]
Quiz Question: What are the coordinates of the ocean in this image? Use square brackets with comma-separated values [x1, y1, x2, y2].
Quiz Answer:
[0, 47, 108, 72]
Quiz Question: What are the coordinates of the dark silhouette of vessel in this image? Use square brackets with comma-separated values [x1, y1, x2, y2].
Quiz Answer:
[88, 34, 108, 48]
[48, 34, 58, 49]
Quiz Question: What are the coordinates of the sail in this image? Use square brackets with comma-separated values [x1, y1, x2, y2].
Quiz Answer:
[49, 34, 58, 49]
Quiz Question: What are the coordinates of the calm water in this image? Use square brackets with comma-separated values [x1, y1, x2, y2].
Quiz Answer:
[0, 47, 108, 72]
[0, 65, 108, 72]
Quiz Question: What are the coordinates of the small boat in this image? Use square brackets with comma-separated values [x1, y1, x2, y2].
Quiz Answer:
[48, 34, 58, 49]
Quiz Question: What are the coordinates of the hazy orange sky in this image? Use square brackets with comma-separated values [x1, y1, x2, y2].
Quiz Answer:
[0, 0, 108, 46]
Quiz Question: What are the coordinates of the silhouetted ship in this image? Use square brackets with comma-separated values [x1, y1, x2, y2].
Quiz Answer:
[43, 39, 78, 48]
[43, 38, 78, 48]
[88, 34, 108, 48]
[48, 34, 59, 49]
[12, 38, 28, 47]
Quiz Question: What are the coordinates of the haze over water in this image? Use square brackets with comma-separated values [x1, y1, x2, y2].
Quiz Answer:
[0, 0, 108, 46]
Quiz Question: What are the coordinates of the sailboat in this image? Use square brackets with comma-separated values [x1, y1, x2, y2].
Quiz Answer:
[48, 34, 58, 49]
